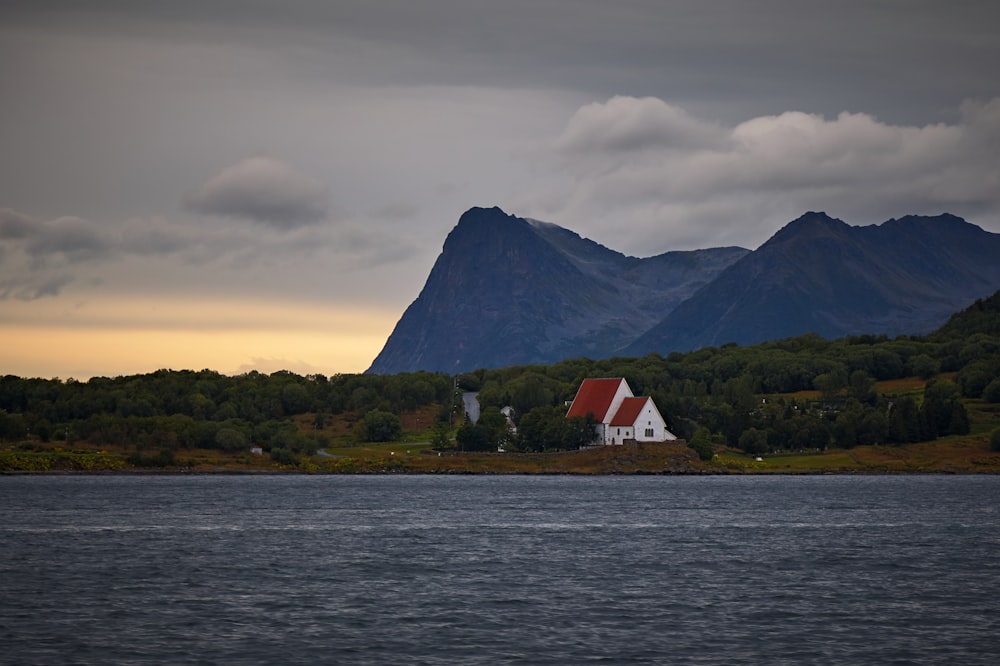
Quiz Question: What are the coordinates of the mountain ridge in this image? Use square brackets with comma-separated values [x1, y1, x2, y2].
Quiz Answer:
[368, 207, 1000, 374]
[625, 211, 1000, 354]
[367, 207, 748, 373]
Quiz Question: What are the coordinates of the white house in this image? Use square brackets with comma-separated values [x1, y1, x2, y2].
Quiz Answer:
[565, 377, 677, 445]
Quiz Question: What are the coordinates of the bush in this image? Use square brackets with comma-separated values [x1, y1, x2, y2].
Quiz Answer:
[269, 447, 299, 465]
[990, 428, 1000, 453]
[127, 447, 175, 467]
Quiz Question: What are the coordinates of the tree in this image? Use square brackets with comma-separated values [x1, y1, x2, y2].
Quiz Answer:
[921, 380, 969, 438]
[281, 383, 312, 415]
[514, 406, 554, 452]
[514, 406, 594, 452]
[506, 373, 556, 416]
[455, 418, 491, 451]
[361, 409, 402, 442]
[814, 369, 847, 402]
[887, 396, 922, 444]
[215, 427, 248, 452]
[455, 408, 511, 452]
[561, 414, 596, 450]
[983, 378, 1000, 404]
[430, 422, 451, 449]
[688, 426, 714, 461]
[909, 354, 940, 380]
[738, 427, 768, 455]
[956, 361, 996, 398]
[848, 370, 877, 404]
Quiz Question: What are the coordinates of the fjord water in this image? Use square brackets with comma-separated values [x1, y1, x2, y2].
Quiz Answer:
[2, 475, 998, 665]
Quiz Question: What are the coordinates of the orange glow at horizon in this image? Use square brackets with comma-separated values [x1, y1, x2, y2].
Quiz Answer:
[1, 298, 398, 379]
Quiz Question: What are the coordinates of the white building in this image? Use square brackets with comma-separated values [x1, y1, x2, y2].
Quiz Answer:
[565, 377, 677, 445]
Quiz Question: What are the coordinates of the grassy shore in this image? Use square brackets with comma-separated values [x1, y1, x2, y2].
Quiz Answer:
[4, 435, 999, 475]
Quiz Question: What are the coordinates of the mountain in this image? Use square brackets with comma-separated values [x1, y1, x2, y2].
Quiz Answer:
[368, 208, 1000, 374]
[624, 212, 1000, 354]
[366, 207, 748, 374]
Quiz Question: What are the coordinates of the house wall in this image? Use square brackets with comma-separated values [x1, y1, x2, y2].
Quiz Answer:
[599, 380, 634, 445]
[632, 401, 677, 442]
[608, 425, 634, 445]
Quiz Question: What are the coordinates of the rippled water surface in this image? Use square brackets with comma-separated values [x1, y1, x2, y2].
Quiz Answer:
[2, 474, 999, 664]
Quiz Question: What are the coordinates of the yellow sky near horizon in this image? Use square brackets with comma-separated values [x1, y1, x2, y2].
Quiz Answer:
[1, 297, 397, 380]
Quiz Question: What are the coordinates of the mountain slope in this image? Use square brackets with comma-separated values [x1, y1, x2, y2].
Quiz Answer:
[625, 212, 1000, 354]
[930, 288, 1000, 340]
[367, 207, 748, 374]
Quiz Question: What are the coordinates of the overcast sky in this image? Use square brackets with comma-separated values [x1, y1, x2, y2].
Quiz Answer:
[2, 1, 999, 379]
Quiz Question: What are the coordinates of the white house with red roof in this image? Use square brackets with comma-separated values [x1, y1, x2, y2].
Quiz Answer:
[565, 377, 677, 445]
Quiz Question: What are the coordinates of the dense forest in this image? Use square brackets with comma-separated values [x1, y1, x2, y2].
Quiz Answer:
[2, 290, 999, 466]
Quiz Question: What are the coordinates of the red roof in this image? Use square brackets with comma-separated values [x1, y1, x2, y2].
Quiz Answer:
[566, 378, 626, 421]
[609, 397, 649, 426]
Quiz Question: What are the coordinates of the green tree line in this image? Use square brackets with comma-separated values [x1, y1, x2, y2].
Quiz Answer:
[3, 290, 999, 457]
[0, 369, 455, 459]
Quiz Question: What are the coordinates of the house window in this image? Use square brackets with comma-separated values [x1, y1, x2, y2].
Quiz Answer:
[645, 428, 653, 437]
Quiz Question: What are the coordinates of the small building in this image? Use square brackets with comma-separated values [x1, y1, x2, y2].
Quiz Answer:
[565, 377, 676, 445]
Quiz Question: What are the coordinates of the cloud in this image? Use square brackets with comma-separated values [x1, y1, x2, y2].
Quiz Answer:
[0, 211, 112, 298]
[0, 201, 417, 307]
[0, 208, 37, 239]
[119, 216, 197, 256]
[370, 202, 420, 221]
[186, 156, 329, 228]
[0, 273, 74, 301]
[23, 216, 112, 265]
[231, 357, 328, 377]
[554, 96, 725, 154]
[528, 96, 1000, 252]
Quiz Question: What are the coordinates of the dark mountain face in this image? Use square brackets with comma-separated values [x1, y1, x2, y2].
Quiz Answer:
[366, 207, 748, 374]
[624, 212, 1000, 355]
[368, 208, 1000, 374]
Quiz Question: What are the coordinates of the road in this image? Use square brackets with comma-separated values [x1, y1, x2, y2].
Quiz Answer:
[462, 391, 480, 423]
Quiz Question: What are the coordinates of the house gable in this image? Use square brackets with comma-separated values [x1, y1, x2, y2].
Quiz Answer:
[609, 397, 648, 426]
[565, 377, 633, 423]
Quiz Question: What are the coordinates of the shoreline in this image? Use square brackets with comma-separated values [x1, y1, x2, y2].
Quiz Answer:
[4, 439, 998, 476]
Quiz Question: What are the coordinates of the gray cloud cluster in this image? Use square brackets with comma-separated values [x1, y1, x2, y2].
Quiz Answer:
[0, 209, 166, 300]
[185, 156, 329, 228]
[24, 216, 110, 264]
[0, 202, 414, 302]
[524, 96, 1000, 252]
[1, 210, 112, 269]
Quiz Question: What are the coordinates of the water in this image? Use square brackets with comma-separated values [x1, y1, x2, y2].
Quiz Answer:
[1, 474, 998, 665]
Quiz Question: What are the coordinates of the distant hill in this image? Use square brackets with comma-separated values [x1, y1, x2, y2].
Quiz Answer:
[368, 207, 1000, 374]
[930, 288, 1000, 340]
[625, 212, 1000, 354]
[366, 207, 747, 374]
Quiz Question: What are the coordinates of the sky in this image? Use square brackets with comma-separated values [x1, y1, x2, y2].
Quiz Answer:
[2, 1, 999, 380]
